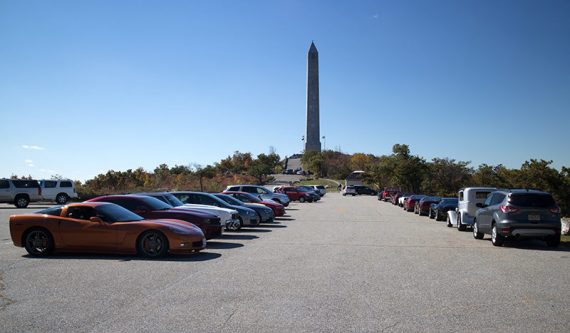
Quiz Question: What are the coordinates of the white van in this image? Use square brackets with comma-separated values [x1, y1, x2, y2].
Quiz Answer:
[447, 187, 496, 231]
[39, 179, 78, 204]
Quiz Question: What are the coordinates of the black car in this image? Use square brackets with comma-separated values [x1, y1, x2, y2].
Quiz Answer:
[354, 185, 378, 196]
[429, 198, 459, 221]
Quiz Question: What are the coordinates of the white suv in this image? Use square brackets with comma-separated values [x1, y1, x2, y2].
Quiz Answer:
[39, 179, 78, 204]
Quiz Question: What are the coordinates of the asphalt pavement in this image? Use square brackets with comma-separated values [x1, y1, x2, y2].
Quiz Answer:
[0, 195, 569, 332]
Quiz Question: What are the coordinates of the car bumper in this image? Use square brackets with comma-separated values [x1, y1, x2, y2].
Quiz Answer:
[273, 207, 285, 216]
[170, 237, 207, 254]
[496, 221, 561, 238]
[203, 224, 223, 239]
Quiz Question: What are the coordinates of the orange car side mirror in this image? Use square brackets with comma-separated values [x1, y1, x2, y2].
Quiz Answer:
[89, 217, 104, 223]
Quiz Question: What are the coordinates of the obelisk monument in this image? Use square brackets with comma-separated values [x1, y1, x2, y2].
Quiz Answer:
[305, 42, 321, 152]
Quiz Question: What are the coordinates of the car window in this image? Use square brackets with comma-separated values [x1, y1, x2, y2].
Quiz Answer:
[491, 194, 506, 206]
[107, 198, 140, 211]
[509, 193, 556, 208]
[475, 191, 490, 200]
[0, 180, 9, 189]
[243, 186, 256, 193]
[95, 204, 144, 222]
[36, 206, 62, 216]
[44, 181, 57, 188]
[459, 191, 464, 201]
[256, 187, 268, 194]
[12, 180, 40, 188]
[228, 186, 238, 191]
[60, 181, 73, 188]
[198, 194, 218, 206]
[484, 194, 494, 206]
[163, 193, 184, 207]
[66, 206, 97, 220]
[175, 194, 191, 203]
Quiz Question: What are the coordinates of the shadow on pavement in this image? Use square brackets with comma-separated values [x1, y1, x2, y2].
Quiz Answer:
[258, 224, 287, 228]
[481, 238, 570, 252]
[206, 241, 244, 249]
[275, 217, 295, 221]
[22, 251, 222, 262]
[239, 228, 271, 233]
[0, 206, 52, 210]
[220, 234, 259, 240]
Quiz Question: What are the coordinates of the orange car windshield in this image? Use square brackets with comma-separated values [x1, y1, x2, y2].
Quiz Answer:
[96, 205, 144, 222]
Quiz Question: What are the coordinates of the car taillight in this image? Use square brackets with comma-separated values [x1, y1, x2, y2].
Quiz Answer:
[549, 207, 560, 214]
[500, 205, 518, 214]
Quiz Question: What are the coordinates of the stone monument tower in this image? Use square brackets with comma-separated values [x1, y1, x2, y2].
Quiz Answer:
[305, 42, 321, 152]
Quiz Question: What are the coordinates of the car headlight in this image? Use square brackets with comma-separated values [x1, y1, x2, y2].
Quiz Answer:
[248, 210, 256, 216]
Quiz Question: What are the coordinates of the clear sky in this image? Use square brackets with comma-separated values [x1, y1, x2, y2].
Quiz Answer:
[1, 0, 569, 181]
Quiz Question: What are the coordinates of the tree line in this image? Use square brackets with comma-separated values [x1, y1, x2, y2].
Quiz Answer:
[302, 144, 570, 215]
[74, 151, 281, 199]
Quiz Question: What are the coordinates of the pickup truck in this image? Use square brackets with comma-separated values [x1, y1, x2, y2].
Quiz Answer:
[447, 187, 496, 231]
[0, 179, 42, 208]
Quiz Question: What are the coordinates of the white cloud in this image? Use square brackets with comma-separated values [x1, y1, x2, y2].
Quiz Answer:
[372, 13, 379, 19]
[22, 145, 45, 150]
[24, 159, 35, 167]
[40, 168, 56, 174]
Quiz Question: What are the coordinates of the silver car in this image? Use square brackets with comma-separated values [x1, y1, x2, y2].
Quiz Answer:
[224, 185, 290, 206]
[473, 189, 561, 247]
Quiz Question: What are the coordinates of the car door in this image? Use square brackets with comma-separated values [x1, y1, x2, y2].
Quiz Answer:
[476, 194, 495, 232]
[58, 206, 118, 250]
[477, 194, 505, 232]
[41, 180, 58, 200]
[0, 180, 11, 202]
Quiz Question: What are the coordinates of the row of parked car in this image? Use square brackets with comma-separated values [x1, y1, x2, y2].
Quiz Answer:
[9, 184, 325, 258]
[0, 178, 79, 207]
[273, 185, 326, 203]
[380, 187, 563, 248]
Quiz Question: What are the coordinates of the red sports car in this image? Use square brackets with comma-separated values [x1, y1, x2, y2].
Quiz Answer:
[87, 195, 223, 239]
[9, 202, 206, 258]
[222, 191, 285, 217]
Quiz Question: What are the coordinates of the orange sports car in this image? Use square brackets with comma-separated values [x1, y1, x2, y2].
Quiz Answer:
[9, 202, 206, 258]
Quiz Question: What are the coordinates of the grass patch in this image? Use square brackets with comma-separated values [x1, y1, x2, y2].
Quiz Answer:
[296, 179, 342, 192]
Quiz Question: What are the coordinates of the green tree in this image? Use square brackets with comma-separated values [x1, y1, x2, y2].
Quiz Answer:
[425, 158, 473, 196]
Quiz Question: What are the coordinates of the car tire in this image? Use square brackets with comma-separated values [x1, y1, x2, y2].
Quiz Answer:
[24, 228, 54, 257]
[14, 195, 30, 208]
[55, 193, 69, 205]
[299, 197, 306, 203]
[457, 214, 466, 231]
[473, 220, 484, 239]
[546, 236, 560, 248]
[491, 224, 504, 247]
[137, 230, 169, 258]
[428, 209, 434, 219]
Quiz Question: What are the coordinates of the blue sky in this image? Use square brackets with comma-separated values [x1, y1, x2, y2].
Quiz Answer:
[1, 0, 569, 181]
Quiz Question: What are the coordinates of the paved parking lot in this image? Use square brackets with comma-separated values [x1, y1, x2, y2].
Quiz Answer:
[1, 194, 569, 332]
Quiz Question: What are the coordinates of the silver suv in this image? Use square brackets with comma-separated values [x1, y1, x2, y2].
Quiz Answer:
[0, 179, 42, 208]
[39, 179, 78, 204]
[473, 189, 561, 247]
[224, 185, 290, 206]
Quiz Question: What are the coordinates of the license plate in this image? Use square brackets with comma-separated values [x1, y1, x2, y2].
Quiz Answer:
[528, 214, 540, 221]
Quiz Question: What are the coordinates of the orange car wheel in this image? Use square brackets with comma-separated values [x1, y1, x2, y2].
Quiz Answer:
[137, 230, 169, 258]
[24, 228, 54, 257]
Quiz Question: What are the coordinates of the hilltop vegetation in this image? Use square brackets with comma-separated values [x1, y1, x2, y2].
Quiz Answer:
[13, 144, 568, 215]
[302, 144, 570, 215]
